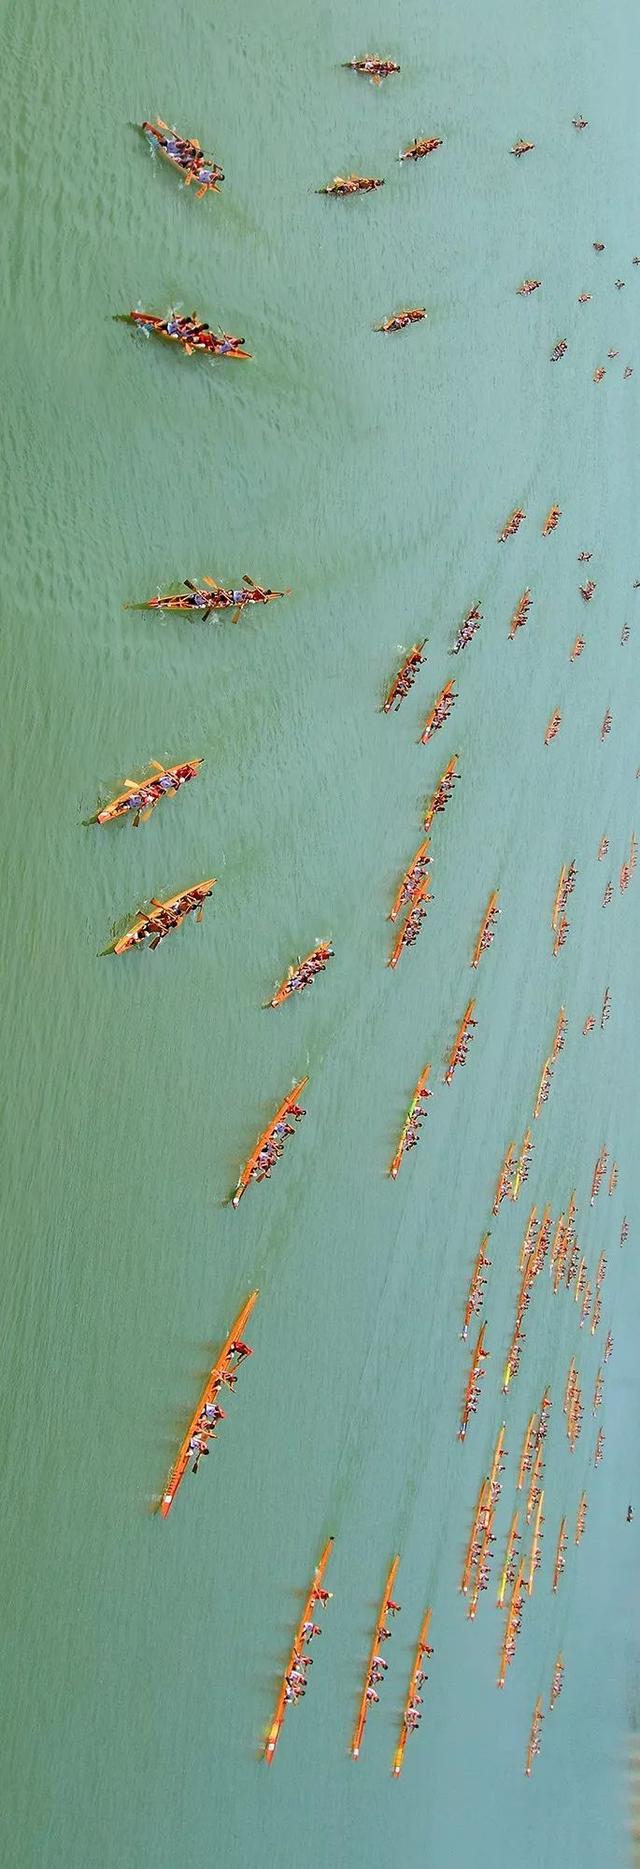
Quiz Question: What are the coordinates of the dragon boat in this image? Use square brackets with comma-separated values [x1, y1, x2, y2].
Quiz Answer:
[399, 136, 442, 160]
[498, 508, 526, 542]
[141, 119, 223, 195]
[389, 838, 431, 922]
[444, 999, 477, 1086]
[344, 54, 399, 83]
[265, 1538, 334, 1763]
[107, 878, 215, 954]
[383, 641, 427, 712]
[471, 890, 500, 968]
[376, 308, 426, 332]
[420, 679, 457, 744]
[89, 757, 202, 826]
[230, 1079, 308, 1207]
[127, 573, 290, 626]
[159, 1290, 258, 1515]
[124, 309, 251, 358]
[265, 942, 334, 1008]
[389, 1066, 432, 1179]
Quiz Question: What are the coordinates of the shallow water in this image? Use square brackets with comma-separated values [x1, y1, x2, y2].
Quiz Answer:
[2, 0, 640, 1863]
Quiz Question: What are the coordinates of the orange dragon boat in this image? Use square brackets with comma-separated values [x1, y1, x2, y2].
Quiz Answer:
[591, 1291, 602, 1335]
[90, 757, 203, 826]
[526, 1446, 544, 1524]
[545, 708, 562, 746]
[542, 505, 561, 535]
[525, 1697, 544, 1775]
[509, 588, 532, 638]
[265, 942, 334, 1008]
[575, 1494, 587, 1544]
[344, 54, 399, 83]
[458, 1320, 488, 1440]
[230, 1078, 308, 1207]
[389, 838, 431, 922]
[471, 890, 500, 968]
[489, 1423, 507, 1506]
[492, 1142, 515, 1214]
[388, 877, 432, 969]
[376, 308, 426, 332]
[392, 1609, 433, 1777]
[468, 1509, 495, 1621]
[399, 135, 442, 161]
[511, 1129, 533, 1202]
[518, 279, 541, 295]
[351, 1558, 400, 1759]
[461, 1235, 491, 1340]
[444, 999, 477, 1086]
[552, 1517, 568, 1592]
[592, 1368, 604, 1414]
[124, 309, 252, 359]
[420, 679, 457, 744]
[497, 1558, 526, 1687]
[129, 574, 288, 624]
[574, 1256, 587, 1301]
[389, 1066, 432, 1178]
[511, 139, 535, 156]
[496, 1511, 520, 1608]
[264, 1537, 334, 1763]
[319, 174, 384, 197]
[159, 1290, 258, 1516]
[563, 1359, 577, 1414]
[517, 1415, 538, 1490]
[579, 1283, 592, 1330]
[140, 120, 224, 196]
[424, 755, 459, 829]
[590, 1146, 608, 1206]
[108, 877, 215, 954]
[570, 634, 585, 660]
[551, 1008, 567, 1061]
[550, 1655, 564, 1708]
[383, 642, 427, 712]
[527, 1492, 545, 1594]
[461, 1478, 492, 1594]
[551, 865, 569, 931]
[498, 508, 526, 542]
[519, 1206, 539, 1271]
[533, 1058, 553, 1119]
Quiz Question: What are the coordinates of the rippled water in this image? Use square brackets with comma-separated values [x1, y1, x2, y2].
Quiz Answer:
[2, 0, 640, 1864]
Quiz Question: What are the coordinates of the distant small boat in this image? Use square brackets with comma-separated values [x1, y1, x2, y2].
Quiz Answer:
[511, 139, 535, 157]
[572, 114, 588, 130]
[550, 339, 568, 362]
[399, 136, 442, 161]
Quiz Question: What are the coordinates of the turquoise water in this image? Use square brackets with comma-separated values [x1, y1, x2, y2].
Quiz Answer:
[2, 0, 640, 1863]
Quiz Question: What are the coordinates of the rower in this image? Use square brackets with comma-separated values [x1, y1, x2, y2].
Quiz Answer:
[301, 1621, 322, 1640]
[386, 1599, 401, 1616]
[229, 1339, 252, 1361]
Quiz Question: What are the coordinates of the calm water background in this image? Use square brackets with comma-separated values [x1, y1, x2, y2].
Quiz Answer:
[1, 0, 639, 1864]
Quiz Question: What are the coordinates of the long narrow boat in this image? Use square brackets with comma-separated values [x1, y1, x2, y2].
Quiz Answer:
[589, 1147, 608, 1206]
[424, 755, 459, 829]
[594, 1427, 605, 1467]
[399, 136, 442, 161]
[620, 1217, 629, 1245]
[127, 574, 290, 626]
[552, 1517, 568, 1592]
[551, 865, 568, 930]
[595, 1251, 607, 1288]
[264, 1537, 334, 1763]
[519, 1207, 538, 1271]
[489, 1423, 507, 1505]
[511, 138, 535, 156]
[570, 634, 585, 660]
[230, 1078, 308, 1207]
[141, 120, 224, 195]
[533, 1057, 553, 1119]
[90, 757, 203, 826]
[527, 1491, 545, 1594]
[471, 890, 500, 968]
[550, 1654, 564, 1708]
[159, 1291, 258, 1516]
[351, 1558, 400, 1759]
[526, 1446, 544, 1524]
[344, 54, 400, 83]
[420, 679, 457, 744]
[107, 877, 215, 955]
[492, 1143, 515, 1214]
[575, 1494, 588, 1544]
[551, 1007, 567, 1062]
[509, 589, 532, 638]
[461, 1235, 491, 1341]
[497, 1511, 520, 1608]
[517, 1415, 538, 1490]
[545, 708, 562, 746]
[591, 1291, 602, 1335]
[543, 505, 561, 535]
[536, 1387, 552, 1444]
[468, 1510, 495, 1620]
[563, 1359, 577, 1414]
[389, 838, 431, 922]
[124, 309, 252, 358]
[601, 988, 612, 1030]
[604, 1331, 614, 1362]
[376, 308, 427, 332]
[497, 1557, 526, 1687]
[265, 943, 334, 1008]
[444, 999, 477, 1086]
[458, 1320, 488, 1440]
[388, 877, 432, 969]
[451, 602, 483, 655]
[389, 1067, 432, 1178]
[511, 1129, 533, 1202]
[461, 1478, 491, 1593]
[318, 174, 384, 196]
[392, 1609, 432, 1776]
[592, 1369, 604, 1414]
[383, 642, 427, 713]
[498, 508, 526, 542]
[518, 279, 541, 295]
[525, 1697, 544, 1775]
